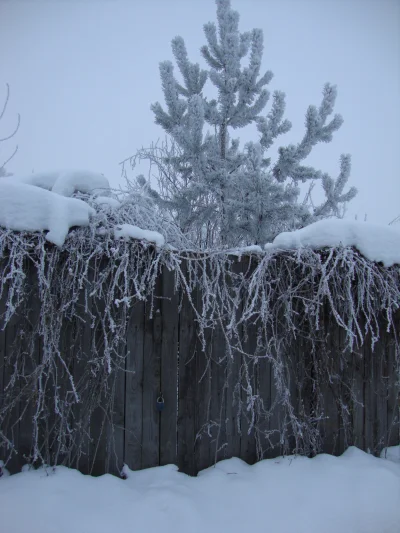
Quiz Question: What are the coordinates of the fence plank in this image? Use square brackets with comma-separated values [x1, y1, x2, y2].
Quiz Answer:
[376, 328, 388, 455]
[387, 312, 399, 448]
[240, 256, 257, 464]
[142, 270, 162, 469]
[364, 334, 376, 454]
[160, 266, 179, 467]
[193, 262, 212, 473]
[3, 305, 21, 472]
[0, 261, 7, 464]
[225, 259, 242, 461]
[209, 321, 228, 465]
[124, 297, 145, 471]
[177, 259, 198, 475]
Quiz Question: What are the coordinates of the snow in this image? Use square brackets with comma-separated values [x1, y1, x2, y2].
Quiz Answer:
[93, 195, 121, 209]
[265, 218, 400, 266]
[230, 244, 263, 256]
[0, 447, 399, 533]
[381, 445, 400, 464]
[115, 223, 165, 247]
[0, 180, 95, 247]
[7, 169, 110, 197]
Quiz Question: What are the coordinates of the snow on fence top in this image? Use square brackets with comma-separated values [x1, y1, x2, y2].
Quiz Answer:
[0, 170, 166, 248]
[0, 170, 399, 266]
[265, 219, 400, 267]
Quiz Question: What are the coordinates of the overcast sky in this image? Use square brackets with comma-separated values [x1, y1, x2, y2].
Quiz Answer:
[1, 0, 399, 224]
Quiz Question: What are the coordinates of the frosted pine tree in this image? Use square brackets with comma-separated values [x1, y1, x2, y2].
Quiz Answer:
[130, 0, 356, 248]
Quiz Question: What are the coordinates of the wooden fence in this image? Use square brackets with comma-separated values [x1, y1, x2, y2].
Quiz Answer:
[0, 256, 399, 476]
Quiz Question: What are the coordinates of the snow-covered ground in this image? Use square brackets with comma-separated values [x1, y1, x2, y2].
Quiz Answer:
[0, 446, 399, 533]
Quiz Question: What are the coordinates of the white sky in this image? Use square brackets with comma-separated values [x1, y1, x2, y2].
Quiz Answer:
[1, 0, 399, 223]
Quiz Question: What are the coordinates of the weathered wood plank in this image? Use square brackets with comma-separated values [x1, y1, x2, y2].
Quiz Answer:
[177, 258, 198, 475]
[364, 332, 376, 454]
[321, 315, 341, 455]
[141, 268, 162, 470]
[376, 326, 388, 455]
[17, 263, 42, 468]
[386, 311, 399, 448]
[209, 320, 228, 465]
[124, 296, 145, 471]
[2, 290, 22, 472]
[0, 259, 7, 464]
[240, 256, 257, 465]
[160, 265, 179, 467]
[193, 261, 212, 473]
[225, 259, 242, 461]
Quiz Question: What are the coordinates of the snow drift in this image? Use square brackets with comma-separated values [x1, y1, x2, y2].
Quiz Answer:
[0, 446, 399, 533]
[0, 180, 95, 247]
[265, 218, 400, 267]
[8, 169, 110, 197]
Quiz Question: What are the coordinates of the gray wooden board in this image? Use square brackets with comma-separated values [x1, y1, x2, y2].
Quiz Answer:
[225, 259, 242, 461]
[209, 319, 228, 465]
[194, 260, 212, 473]
[351, 339, 364, 450]
[386, 311, 399, 448]
[177, 258, 197, 475]
[124, 294, 145, 471]
[363, 332, 376, 454]
[0, 259, 7, 463]
[88, 258, 111, 475]
[160, 265, 179, 467]
[321, 313, 340, 455]
[109, 330, 126, 476]
[240, 256, 257, 464]
[17, 263, 42, 467]
[71, 272, 94, 473]
[142, 268, 162, 469]
[3, 286, 22, 473]
[376, 325, 388, 454]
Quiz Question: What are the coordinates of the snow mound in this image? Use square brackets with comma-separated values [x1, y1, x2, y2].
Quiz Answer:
[265, 219, 400, 266]
[0, 448, 399, 533]
[381, 445, 400, 464]
[8, 170, 110, 197]
[114, 224, 165, 247]
[0, 181, 95, 247]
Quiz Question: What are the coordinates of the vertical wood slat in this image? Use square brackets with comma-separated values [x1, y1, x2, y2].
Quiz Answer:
[142, 269, 162, 469]
[376, 326, 388, 455]
[124, 296, 145, 471]
[225, 259, 242, 461]
[194, 259, 212, 473]
[177, 258, 198, 475]
[364, 333, 376, 454]
[109, 334, 126, 476]
[160, 265, 179, 467]
[240, 256, 257, 465]
[321, 312, 340, 455]
[18, 263, 42, 467]
[387, 311, 399, 448]
[351, 347, 364, 449]
[89, 258, 110, 475]
[3, 289, 22, 472]
[0, 259, 7, 464]
[71, 269, 93, 474]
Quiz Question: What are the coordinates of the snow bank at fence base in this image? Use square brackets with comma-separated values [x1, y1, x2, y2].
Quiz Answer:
[265, 218, 400, 267]
[0, 446, 399, 533]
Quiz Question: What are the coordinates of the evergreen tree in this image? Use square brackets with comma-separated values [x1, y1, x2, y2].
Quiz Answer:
[138, 0, 356, 248]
